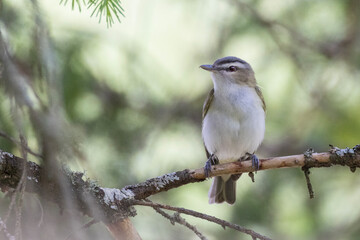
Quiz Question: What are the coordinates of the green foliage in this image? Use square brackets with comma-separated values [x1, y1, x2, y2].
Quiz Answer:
[88, 0, 124, 26]
[59, 0, 85, 11]
[60, 0, 124, 26]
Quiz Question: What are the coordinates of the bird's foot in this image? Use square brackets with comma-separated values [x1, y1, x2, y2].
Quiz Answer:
[241, 153, 260, 172]
[204, 154, 219, 177]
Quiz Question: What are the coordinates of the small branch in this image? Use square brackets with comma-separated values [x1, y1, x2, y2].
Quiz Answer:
[133, 200, 271, 240]
[0, 130, 42, 158]
[151, 202, 208, 240]
[124, 145, 360, 201]
[302, 149, 315, 199]
[302, 167, 314, 199]
[190, 145, 360, 178]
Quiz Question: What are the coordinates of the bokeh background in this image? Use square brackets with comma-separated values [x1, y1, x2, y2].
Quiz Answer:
[1, 0, 360, 239]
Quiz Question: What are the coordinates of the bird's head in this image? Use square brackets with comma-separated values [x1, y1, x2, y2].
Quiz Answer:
[200, 56, 256, 87]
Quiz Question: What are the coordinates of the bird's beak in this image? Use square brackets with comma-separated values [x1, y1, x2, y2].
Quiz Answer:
[200, 64, 215, 72]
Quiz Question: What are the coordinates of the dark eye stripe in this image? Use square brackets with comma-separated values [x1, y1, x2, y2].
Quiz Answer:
[213, 66, 238, 71]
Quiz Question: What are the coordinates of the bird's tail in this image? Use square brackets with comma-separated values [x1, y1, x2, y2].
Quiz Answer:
[208, 174, 241, 204]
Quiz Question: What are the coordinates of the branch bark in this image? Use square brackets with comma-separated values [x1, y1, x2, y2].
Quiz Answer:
[125, 145, 360, 200]
[0, 145, 359, 239]
[106, 219, 142, 240]
[1, 146, 360, 213]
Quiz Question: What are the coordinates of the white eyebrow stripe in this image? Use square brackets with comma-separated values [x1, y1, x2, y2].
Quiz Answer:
[218, 62, 247, 69]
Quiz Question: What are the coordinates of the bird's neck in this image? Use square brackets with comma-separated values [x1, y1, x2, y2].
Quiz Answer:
[212, 77, 256, 97]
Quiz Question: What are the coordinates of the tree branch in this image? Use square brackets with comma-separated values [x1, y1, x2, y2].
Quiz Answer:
[149, 201, 208, 240]
[0, 145, 359, 239]
[106, 219, 142, 240]
[134, 200, 271, 240]
[125, 145, 360, 200]
[1, 145, 360, 213]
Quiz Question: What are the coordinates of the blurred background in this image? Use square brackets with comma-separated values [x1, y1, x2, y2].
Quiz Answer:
[0, 0, 360, 239]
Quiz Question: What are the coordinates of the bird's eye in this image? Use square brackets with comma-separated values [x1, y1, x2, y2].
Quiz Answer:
[228, 66, 237, 72]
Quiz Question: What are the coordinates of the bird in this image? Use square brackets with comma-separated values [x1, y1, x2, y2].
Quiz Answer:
[200, 56, 266, 204]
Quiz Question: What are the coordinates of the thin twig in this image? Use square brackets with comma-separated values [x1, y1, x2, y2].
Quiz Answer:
[150, 202, 207, 240]
[302, 167, 314, 199]
[133, 200, 272, 240]
[302, 149, 315, 199]
[0, 130, 42, 158]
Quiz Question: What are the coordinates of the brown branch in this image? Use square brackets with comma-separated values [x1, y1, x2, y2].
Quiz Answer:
[0, 145, 359, 239]
[1, 145, 360, 213]
[125, 145, 360, 200]
[106, 219, 142, 240]
[133, 200, 271, 240]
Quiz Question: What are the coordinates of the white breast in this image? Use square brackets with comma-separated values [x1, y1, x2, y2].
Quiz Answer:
[202, 85, 265, 163]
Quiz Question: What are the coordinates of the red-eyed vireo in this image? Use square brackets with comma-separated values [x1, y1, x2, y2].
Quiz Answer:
[200, 56, 266, 204]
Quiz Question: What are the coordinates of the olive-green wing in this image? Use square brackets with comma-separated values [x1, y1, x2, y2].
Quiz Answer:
[255, 86, 266, 112]
[202, 88, 214, 158]
[202, 88, 215, 119]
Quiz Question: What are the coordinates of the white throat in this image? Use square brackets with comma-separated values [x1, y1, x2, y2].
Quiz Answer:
[211, 73, 234, 92]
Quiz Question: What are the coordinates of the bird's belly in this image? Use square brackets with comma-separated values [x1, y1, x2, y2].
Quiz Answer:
[202, 111, 265, 163]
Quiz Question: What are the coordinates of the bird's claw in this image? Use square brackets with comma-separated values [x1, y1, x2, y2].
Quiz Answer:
[204, 161, 211, 178]
[251, 154, 260, 171]
[241, 153, 260, 172]
[204, 154, 219, 177]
